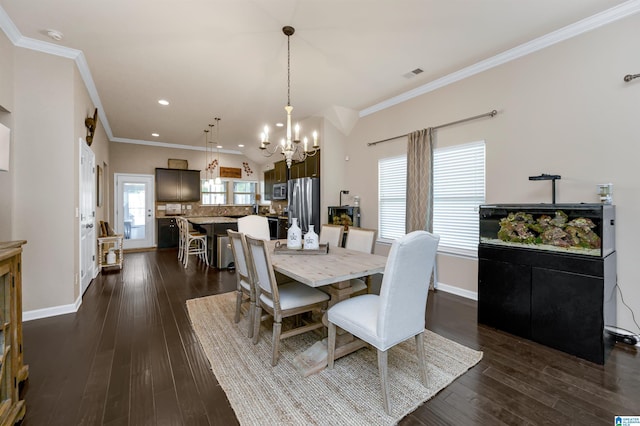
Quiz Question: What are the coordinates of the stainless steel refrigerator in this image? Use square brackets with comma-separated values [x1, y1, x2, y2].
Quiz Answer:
[288, 177, 320, 234]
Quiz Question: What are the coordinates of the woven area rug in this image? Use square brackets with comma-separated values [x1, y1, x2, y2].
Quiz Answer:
[186, 292, 483, 425]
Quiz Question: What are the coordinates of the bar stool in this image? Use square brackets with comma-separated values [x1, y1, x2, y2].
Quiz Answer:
[177, 217, 209, 268]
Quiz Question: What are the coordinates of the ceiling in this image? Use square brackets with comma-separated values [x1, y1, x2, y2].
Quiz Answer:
[0, 0, 633, 164]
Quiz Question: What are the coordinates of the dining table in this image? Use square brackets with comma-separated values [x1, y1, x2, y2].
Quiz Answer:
[268, 240, 387, 376]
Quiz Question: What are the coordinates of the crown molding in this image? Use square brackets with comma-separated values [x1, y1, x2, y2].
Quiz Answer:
[360, 0, 640, 117]
[0, 6, 21, 44]
[111, 137, 243, 155]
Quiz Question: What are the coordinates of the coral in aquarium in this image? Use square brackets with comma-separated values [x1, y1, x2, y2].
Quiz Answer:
[497, 210, 601, 249]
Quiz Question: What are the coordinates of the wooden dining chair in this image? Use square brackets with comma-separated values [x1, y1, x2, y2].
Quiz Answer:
[238, 215, 270, 240]
[227, 230, 255, 338]
[319, 224, 344, 248]
[344, 227, 377, 294]
[244, 235, 330, 366]
[327, 230, 440, 415]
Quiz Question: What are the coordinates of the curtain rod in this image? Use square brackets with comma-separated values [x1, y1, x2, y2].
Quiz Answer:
[367, 109, 498, 147]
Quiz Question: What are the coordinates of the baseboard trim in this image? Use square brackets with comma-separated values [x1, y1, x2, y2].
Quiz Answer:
[435, 282, 478, 301]
[23, 294, 82, 322]
[22, 281, 476, 321]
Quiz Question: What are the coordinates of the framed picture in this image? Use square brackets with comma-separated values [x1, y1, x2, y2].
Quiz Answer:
[97, 164, 103, 207]
[168, 158, 188, 169]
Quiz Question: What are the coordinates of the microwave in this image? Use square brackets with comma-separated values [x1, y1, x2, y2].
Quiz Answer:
[273, 183, 287, 200]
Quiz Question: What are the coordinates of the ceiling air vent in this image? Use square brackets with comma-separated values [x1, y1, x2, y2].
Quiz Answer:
[403, 68, 424, 79]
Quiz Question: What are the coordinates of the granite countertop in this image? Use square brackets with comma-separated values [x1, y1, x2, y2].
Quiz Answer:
[187, 216, 238, 225]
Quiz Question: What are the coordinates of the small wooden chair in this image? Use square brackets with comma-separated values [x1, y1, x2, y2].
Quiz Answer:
[227, 230, 256, 338]
[245, 235, 330, 366]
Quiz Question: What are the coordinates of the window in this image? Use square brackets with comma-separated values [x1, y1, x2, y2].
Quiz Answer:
[201, 179, 227, 205]
[378, 156, 407, 241]
[377, 140, 485, 256]
[201, 179, 258, 205]
[432, 141, 485, 255]
[233, 181, 257, 205]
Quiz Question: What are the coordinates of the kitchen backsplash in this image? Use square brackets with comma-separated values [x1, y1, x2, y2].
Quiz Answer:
[156, 200, 289, 218]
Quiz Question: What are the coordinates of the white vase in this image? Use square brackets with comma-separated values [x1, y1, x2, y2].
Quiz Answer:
[303, 225, 319, 250]
[106, 248, 116, 264]
[287, 218, 302, 249]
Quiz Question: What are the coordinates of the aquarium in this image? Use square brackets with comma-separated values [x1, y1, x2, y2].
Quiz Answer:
[327, 206, 360, 229]
[479, 204, 615, 257]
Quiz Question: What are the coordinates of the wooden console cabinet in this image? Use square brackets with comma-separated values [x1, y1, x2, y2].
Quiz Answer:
[0, 240, 28, 425]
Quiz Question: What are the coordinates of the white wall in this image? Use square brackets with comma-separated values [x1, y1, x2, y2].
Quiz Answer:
[344, 13, 640, 332]
[0, 31, 14, 241]
[13, 48, 77, 311]
[3, 33, 109, 314]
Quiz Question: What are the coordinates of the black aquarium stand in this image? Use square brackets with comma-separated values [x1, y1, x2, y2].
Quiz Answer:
[477, 204, 617, 364]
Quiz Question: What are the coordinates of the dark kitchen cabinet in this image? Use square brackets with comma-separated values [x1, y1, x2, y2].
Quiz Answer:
[274, 160, 287, 183]
[190, 222, 238, 266]
[157, 217, 179, 248]
[264, 169, 275, 201]
[289, 150, 320, 179]
[289, 161, 305, 180]
[263, 160, 287, 201]
[155, 168, 201, 202]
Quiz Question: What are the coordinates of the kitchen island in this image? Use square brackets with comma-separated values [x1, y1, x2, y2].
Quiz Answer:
[187, 217, 238, 268]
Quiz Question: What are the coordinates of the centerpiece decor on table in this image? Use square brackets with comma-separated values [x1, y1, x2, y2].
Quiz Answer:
[287, 218, 302, 249]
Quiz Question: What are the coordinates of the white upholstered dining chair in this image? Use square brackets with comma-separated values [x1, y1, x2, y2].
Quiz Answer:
[327, 230, 440, 415]
[227, 229, 255, 338]
[344, 227, 377, 294]
[319, 224, 344, 248]
[244, 235, 330, 366]
[238, 215, 270, 240]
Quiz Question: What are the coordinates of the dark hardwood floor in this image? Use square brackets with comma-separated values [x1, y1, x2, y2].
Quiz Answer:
[20, 249, 639, 425]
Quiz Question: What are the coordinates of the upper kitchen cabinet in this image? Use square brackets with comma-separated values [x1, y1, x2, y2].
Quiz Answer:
[274, 160, 288, 183]
[156, 168, 201, 202]
[264, 169, 275, 201]
[289, 150, 321, 179]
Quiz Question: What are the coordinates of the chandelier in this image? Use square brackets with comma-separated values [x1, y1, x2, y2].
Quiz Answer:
[205, 117, 222, 185]
[259, 26, 319, 168]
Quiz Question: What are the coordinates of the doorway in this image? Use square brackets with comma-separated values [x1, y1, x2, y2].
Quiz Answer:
[80, 140, 96, 294]
[115, 174, 155, 249]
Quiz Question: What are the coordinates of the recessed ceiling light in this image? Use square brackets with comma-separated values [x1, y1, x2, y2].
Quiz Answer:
[151, 133, 159, 137]
[276, 123, 284, 127]
[46, 29, 63, 41]
[238, 144, 245, 148]
[216, 145, 223, 149]
[158, 99, 169, 106]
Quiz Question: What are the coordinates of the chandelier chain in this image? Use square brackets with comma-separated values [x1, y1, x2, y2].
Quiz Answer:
[287, 32, 291, 107]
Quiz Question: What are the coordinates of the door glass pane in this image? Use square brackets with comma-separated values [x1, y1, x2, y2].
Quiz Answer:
[124, 183, 146, 240]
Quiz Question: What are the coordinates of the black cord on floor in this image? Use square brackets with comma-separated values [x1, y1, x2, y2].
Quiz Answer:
[615, 282, 640, 335]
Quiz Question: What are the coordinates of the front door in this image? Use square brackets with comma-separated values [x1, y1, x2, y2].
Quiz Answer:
[115, 174, 155, 249]
[80, 140, 96, 294]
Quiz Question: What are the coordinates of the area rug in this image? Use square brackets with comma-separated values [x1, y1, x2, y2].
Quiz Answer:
[186, 292, 483, 425]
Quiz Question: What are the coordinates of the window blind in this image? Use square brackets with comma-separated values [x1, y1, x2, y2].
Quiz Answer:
[432, 141, 485, 255]
[378, 156, 407, 241]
